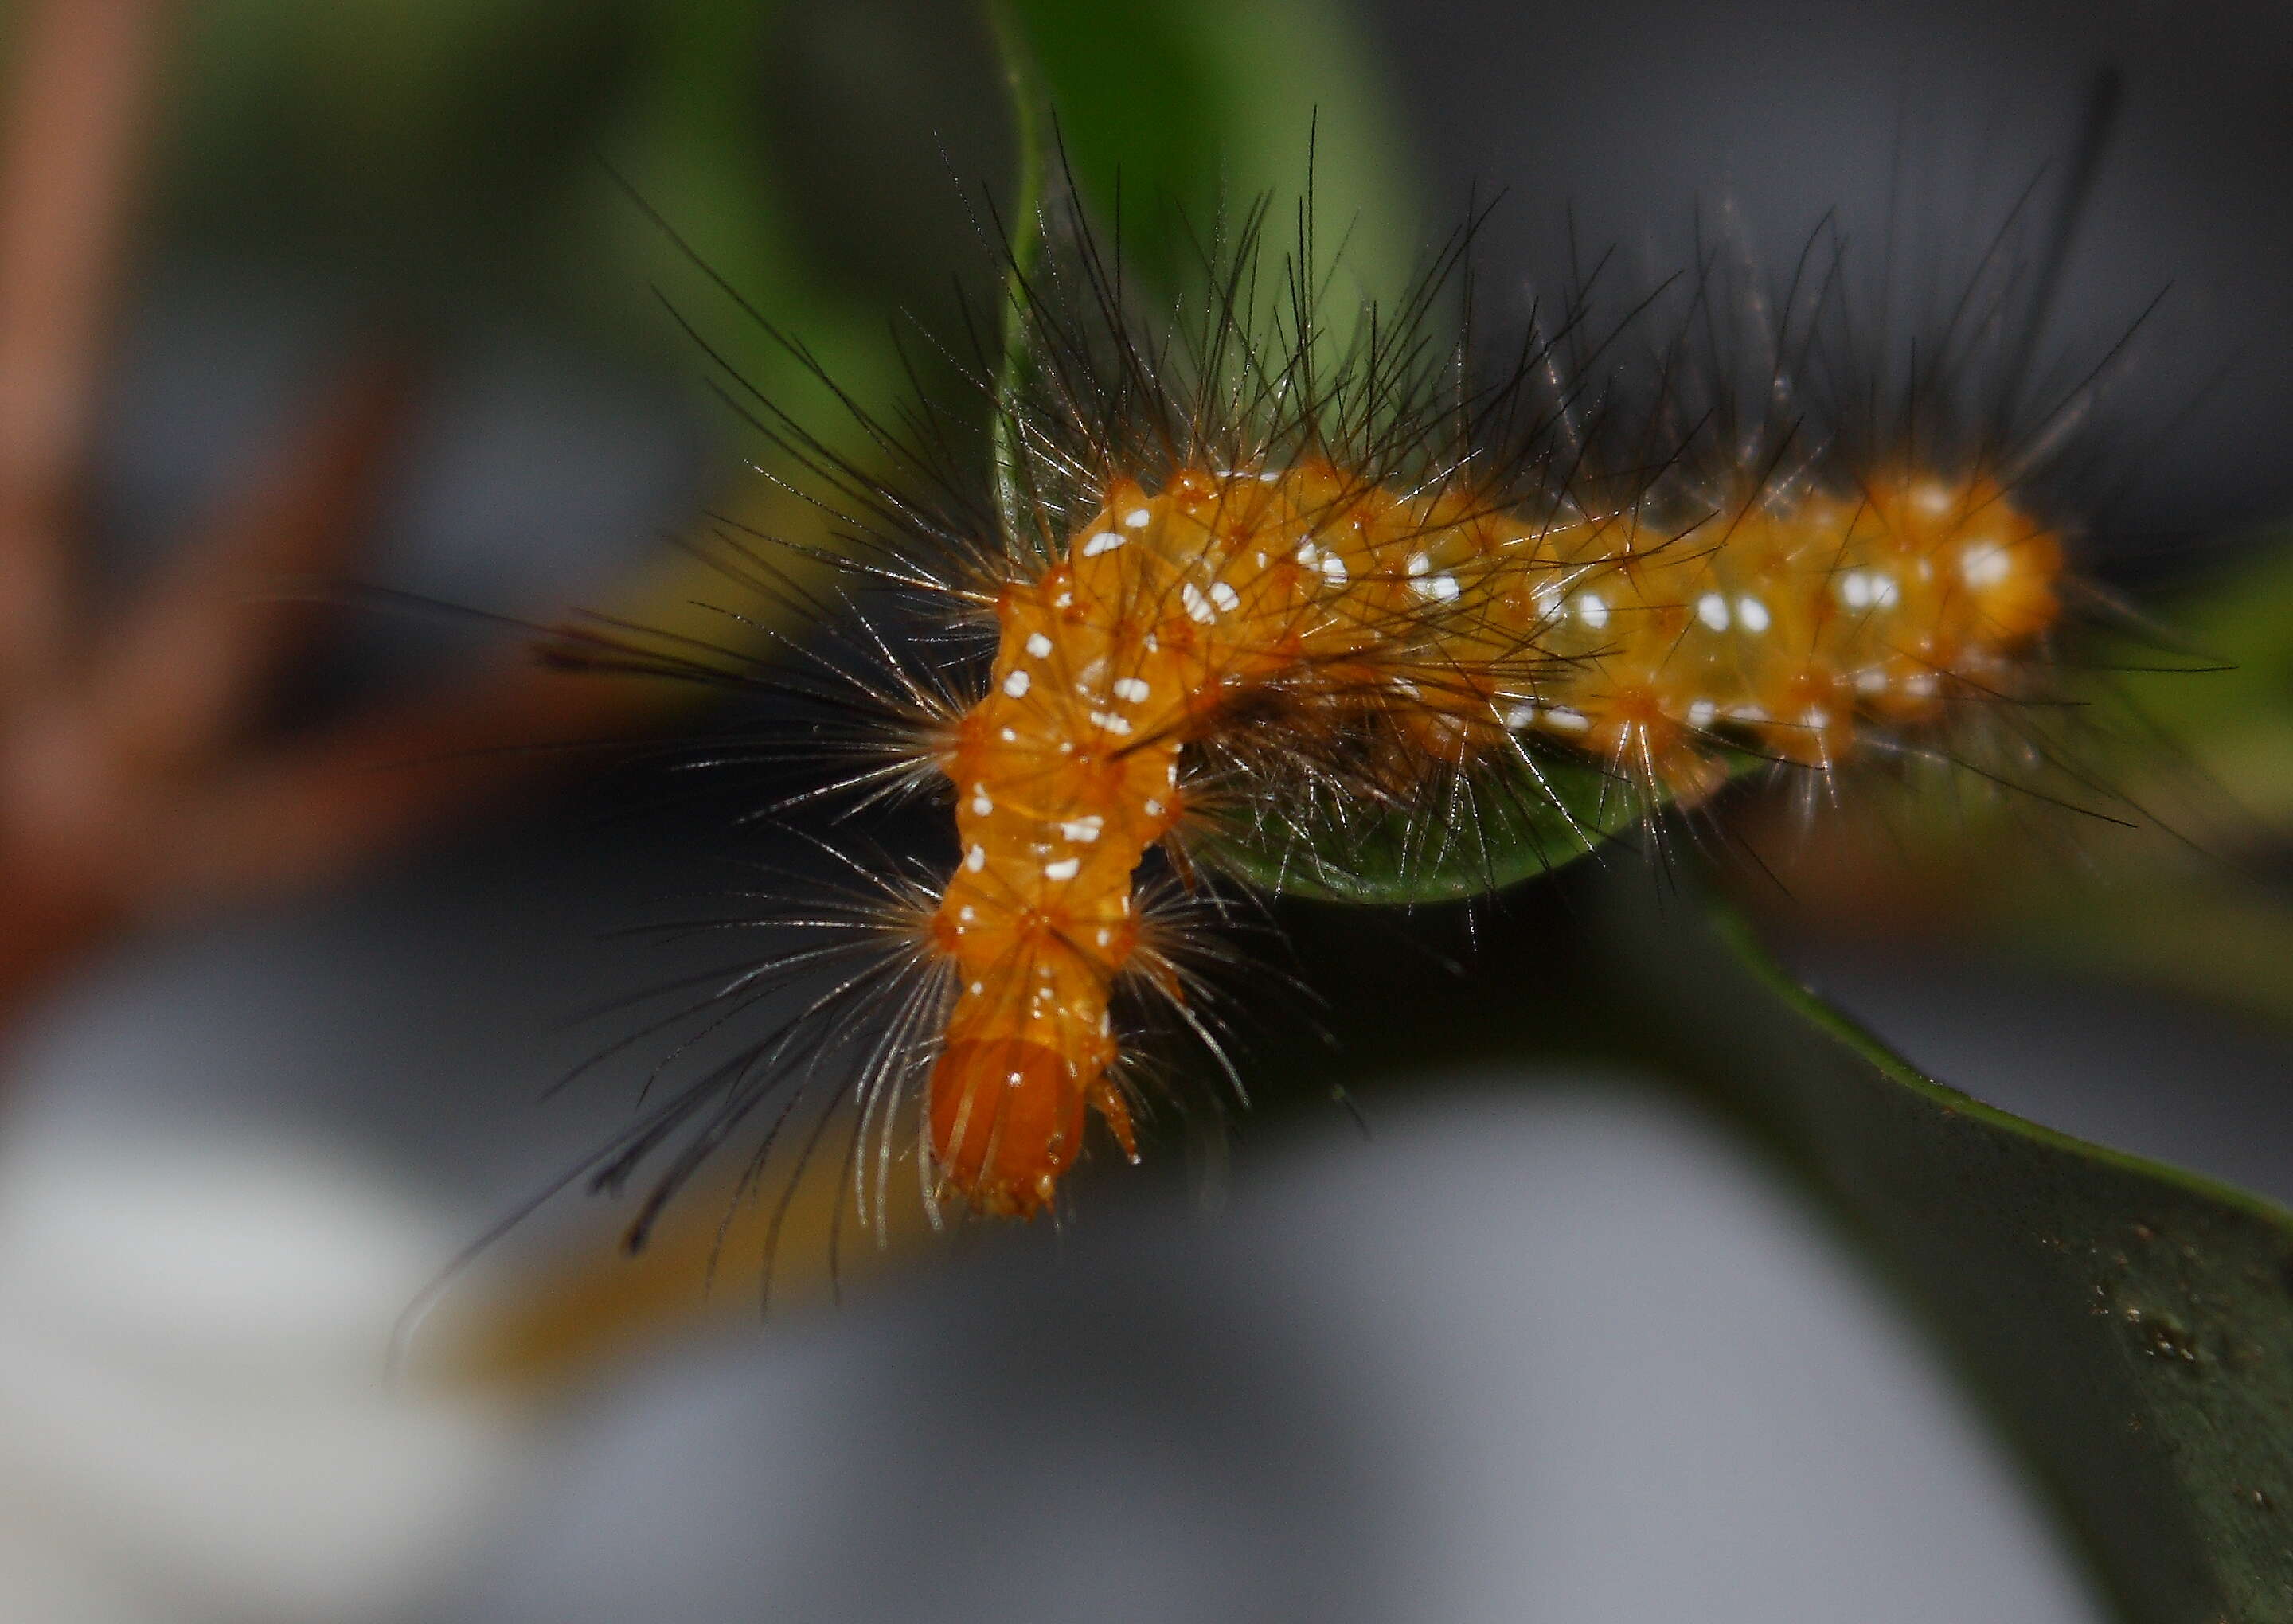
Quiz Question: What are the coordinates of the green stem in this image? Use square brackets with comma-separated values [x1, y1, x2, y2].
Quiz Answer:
[982, 0, 1047, 552]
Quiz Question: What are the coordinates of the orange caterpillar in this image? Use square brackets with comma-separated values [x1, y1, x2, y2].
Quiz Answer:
[928, 456, 2063, 1213]
[545, 180, 2135, 1251]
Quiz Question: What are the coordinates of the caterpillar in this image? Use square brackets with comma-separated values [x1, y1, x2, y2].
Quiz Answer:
[545, 139, 2135, 1244]
[931, 459, 2062, 1213]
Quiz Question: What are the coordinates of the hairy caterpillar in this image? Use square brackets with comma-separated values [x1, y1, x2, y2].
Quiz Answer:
[929, 459, 2061, 1212]
[545, 136, 2138, 1243]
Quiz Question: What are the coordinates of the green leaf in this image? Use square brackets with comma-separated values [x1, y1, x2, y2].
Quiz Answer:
[1619, 888, 2293, 1623]
[999, 0, 1417, 302]
[1204, 751, 1648, 906]
[1255, 859, 2293, 1618]
[1205, 742, 1789, 904]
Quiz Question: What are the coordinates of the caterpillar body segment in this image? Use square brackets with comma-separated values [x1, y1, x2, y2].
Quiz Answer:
[1506, 471, 2066, 787]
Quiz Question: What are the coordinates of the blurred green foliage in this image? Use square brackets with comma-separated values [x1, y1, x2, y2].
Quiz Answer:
[137, 0, 1414, 482]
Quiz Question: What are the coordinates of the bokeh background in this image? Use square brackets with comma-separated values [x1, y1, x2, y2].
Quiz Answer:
[2, 2, 2291, 1620]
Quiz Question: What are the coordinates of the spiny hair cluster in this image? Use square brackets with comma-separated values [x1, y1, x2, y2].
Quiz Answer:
[534, 154, 2151, 1263]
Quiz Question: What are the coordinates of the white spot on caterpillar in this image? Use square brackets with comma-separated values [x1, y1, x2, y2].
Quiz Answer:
[1143, 798, 1165, 817]
[1960, 541, 2010, 588]
[969, 783, 994, 815]
[1123, 507, 1152, 529]
[959, 905, 975, 922]
[1686, 697, 1717, 728]
[1259, 470, 1279, 483]
[965, 845, 986, 872]
[1406, 552, 1431, 577]
[1088, 710, 1133, 735]
[969, 981, 984, 996]
[1502, 701, 1539, 729]
[1695, 592, 1730, 630]
[1320, 553, 1349, 585]
[1838, 570, 1900, 611]
[1082, 530, 1127, 556]
[1096, 928, 1111, 947]
[1416, 574, 1461, 603]
[1025, 632, 1053, 658]
[1112, 677, 1150, 702]
[1209, 580, 1241, 613]
[1058, 815, 1104, 843]
[1543, 705, 1591, 734]
[1043, 857, 1080, 881]
[1855, 669, 1890, 693]
[1181, 583, 1216, 623]
[1000, 727, 1017, 742]
[1736, 596, 1771, 634]
[1576, 593, 1609, 630]
[1295, 541, 1322, 568]
[1143, 633, 1160, 652]
[1725, 703, 1768, 723]
[1802, 706, 1832, 729]
[1912, 482, 1955, 514]
[1002, 668, 1030, 697]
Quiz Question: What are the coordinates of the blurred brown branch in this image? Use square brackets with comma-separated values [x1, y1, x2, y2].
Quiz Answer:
[0, 3, 943, 1366]
[0, 0, 669, 1033]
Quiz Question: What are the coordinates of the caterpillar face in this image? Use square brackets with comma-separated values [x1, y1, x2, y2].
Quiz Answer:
[924, 460, 2064, 1214]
